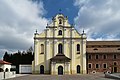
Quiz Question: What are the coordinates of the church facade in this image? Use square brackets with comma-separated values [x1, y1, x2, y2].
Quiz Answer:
[32, 13, 87, 75]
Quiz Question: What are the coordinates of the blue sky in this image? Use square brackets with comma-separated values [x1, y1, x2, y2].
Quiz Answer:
[42, 0, 78, 24]
[0, 0, 120, 59]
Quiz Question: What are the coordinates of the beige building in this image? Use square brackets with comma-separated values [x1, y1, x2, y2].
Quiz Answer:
[32, 13, 87, 75]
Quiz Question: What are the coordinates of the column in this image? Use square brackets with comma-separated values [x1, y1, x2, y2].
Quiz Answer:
[71, 40, 75, 74]
[68, 62, 71, 74]
[64, 40, 68, 57]
[34, 39, 39, 66]
[54, 39, 57, 56]
[34, 39, 39, 73]
[45, 39, 50, 74]
[82, 39, 87, 74]
[51, 62, 56, 75]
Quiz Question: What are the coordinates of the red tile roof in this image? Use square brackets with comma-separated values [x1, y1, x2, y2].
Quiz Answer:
[87, 41, 120, 45]
[87, 48, 120, 53]
[87, 41, 120, 53]
[0, 60, 11, 64]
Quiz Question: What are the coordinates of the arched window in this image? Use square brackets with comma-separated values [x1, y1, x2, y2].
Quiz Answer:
[40, 65, 44, 74]
[77, 65, 80, 73]
[114, 62, 117, 65]
[59, 19, 62, 24]
[58, 44, 63, 53]
[0, 68, 4, 72]
[5, 68, 9, 72]
[41, 44, 44, 54]
[58, 30, 62, 35]
[77, 44, 80, 51]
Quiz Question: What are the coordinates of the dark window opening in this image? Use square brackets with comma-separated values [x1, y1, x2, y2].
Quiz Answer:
[114, 62, 117, 65]
[96, 55, 99, 59]
[58, 30, 62, 35]
[0, 68, 4, 72]
[41, 44, 44, 54]
[58, 44, 63, 54]
[103, 64, 107, 68]
[88, 64, 92, 69]
[103, 55, 107, 59]
[88, 55, 92, 59]
[114, 54, 117, 59]
[96, 64, 99, 68]
[118, 48, 120, 50]
[94, 48, 98, 50]
[59, 19, 62, 24]
[77, 44, 80, 51]
[5, 68, 9, 72]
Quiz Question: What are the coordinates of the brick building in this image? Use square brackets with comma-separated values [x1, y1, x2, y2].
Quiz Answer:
[87, 41, 120, 73]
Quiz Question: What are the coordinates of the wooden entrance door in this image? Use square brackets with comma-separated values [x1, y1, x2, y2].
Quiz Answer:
[40, 65, 44, 74]
[113, 67, 117, 73]
[58, 66, 63, 75]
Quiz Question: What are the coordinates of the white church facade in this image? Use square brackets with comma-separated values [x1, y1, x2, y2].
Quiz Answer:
[32, 13, 87, 75]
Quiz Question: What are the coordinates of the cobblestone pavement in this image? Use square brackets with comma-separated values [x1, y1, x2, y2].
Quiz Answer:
[6, 73, 114, 80]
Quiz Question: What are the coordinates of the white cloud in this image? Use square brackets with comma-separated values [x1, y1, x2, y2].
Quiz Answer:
[74, 0, 120, 40]
[0, 0, 48, 59]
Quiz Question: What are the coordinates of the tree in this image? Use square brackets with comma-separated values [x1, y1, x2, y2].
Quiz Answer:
[3, 51, 10, 62]
[27, 46, 33, 53]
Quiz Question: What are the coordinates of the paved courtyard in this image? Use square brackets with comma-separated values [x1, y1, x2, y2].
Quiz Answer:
[5, 73, 114, 80]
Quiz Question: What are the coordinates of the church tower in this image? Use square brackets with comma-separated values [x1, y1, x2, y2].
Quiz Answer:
[32, 13, 87, 75]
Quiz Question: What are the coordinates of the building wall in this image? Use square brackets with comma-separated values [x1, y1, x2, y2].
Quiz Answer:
[87, 53, 120, 73]
[87, 41, 120, 74]
[32, 14, 87, 74]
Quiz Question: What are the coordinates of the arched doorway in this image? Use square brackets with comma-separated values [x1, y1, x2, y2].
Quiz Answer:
[40, 65, 44, 74]
[113, 67, 117, 73]
[77, 65, 80, 73]
[113, 62, 117, 73]
[58, 66, 63, 75]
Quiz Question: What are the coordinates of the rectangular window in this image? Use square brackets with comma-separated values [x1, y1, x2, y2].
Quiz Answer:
[77, 44, 80, 51]
[88, 55, 92, 59]
[96, 64, 99, 69]
[95, 54, 99, 59]
[103, 55, 107, 59]
[40, 44, 44, 54]
[113, 54, 117, 59]
[88, 63, 92, 69]
[103, 63, 107, 69]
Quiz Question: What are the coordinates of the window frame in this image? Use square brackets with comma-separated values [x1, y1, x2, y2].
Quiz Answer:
[40, 44, 44, 54]
[113, 54, 117, 59]
[77, 44, 80, 51]
[88, 54, 92, 59]
[103, 63, 107, 69]
[95, 54, 99, 59]
[58, 30, 62, 35]
[103, 54, 107, 59]
[88, 63, 92, 69]
[58, 43, 63, 54]
[59, 19, 62, 24]
[95, 64, 99, 69]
